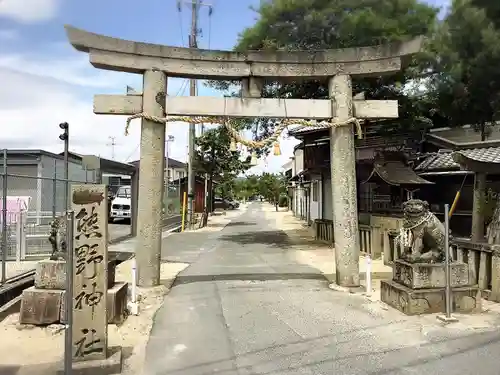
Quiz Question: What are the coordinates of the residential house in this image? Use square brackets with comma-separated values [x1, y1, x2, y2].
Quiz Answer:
[287, 122, 428, 250]
[63, 151, 137, 195]
[415, 125, 500, 239]
[130, 157, 187, 185]
[281, 160, 293, 210]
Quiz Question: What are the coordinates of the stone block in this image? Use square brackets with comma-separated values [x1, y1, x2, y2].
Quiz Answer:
[34, 260, 117, 290]
[55, 346, 122, 375]
[107, 261, 116, 289]
[19, 288, 63, 325]
[393, 260, 470, 289]
[380, 280, 481, 316]
[61, 282, 128, 324]
[35, 260, 67, 289]
[106, 282, 128, 324]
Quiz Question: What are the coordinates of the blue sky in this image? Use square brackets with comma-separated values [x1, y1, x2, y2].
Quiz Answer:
[0, 0, 449, 173]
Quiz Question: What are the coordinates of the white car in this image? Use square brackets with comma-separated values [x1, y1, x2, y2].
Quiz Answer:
[110, 186, 131, 222]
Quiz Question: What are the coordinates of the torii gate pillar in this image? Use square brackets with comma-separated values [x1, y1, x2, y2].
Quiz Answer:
[329, 75, 359, 287]
[136, 70, 167, 286]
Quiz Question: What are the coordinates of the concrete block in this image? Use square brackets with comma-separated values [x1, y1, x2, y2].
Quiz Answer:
[19, 287, 63, 325]
[393, 260, 470, 289]
[56, 346, 122, 375]
[35, 260, 67, 290]
[380, 280, 481, 316]
[61, 282, 128, 324]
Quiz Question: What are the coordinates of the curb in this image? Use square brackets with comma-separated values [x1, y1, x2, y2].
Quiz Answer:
[323, 271, 393, 283]
[161, 225, 182, 239]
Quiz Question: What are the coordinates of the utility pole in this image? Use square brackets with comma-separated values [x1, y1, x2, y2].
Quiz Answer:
[188, 0, 198, 228]
[107, 136, 117, 160]
[178, 0, 212, 228]
[166, 135, 175, 202]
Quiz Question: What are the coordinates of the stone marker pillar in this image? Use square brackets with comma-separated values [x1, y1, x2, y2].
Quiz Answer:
[329, 74, 360, 287]
[136, 70, 167, 287]
[71, 184, 108, 361]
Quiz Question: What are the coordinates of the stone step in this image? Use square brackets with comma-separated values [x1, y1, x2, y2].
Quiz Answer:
[380, 279, 481, 316]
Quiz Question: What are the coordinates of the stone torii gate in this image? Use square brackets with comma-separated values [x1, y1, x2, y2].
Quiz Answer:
[65, 25, 422, 288]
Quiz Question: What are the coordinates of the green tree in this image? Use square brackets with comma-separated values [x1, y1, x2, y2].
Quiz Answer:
[233, 175, 260, 201]
[471, 0, 500, 28]
[210, 0, 439, 140]
[194, 125, 251, 217]
[426, 0, 500, 139]
[257, 172, 288, 210]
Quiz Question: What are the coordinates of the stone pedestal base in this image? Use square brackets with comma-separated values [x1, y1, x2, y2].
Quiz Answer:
[393, 260, 469, 289]
[381, 280, 481, 315]
[56, 346, 122, 375]
[35, 260, 67, 289]
[20, 282, 128, 325]
[34, 259, 117, 290]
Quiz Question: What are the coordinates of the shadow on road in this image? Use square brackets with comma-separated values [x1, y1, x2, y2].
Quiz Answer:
[208, 221, 257, 228]
[174, 272, 327, 285]
[219, 228, 324, 249]
[218, 230, 292, 247]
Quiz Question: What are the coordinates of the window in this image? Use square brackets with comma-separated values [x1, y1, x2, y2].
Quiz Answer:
[312, 181, 319, 202]
[116, 186, 131, 198]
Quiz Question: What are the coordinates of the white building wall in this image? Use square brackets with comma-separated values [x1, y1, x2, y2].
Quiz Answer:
[322, 176, 333, 221]
[294, 149, 304, 172]
[309, 176, 322, 222]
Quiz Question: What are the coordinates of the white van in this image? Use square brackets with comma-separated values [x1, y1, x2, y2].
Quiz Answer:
[110, 185, 131, 222]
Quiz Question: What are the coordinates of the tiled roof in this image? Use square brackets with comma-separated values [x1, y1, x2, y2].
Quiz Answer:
[363, 161, 434, 186]
[415, 152, 457, 171]
[415, 147, 500, 171]
[288, 123, 331, 135]
[453, 147, 500, 164]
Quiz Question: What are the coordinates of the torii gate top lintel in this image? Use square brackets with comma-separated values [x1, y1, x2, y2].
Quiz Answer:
[65, 25, 423, 79]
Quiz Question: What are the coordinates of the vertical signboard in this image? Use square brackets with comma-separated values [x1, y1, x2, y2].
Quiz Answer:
[71, 184, 108, 362]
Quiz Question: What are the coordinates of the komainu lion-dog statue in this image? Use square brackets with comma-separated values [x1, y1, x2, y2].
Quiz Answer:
[396, 199, 449, 263]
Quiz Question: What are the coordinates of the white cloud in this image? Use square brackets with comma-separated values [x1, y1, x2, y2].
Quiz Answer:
[0, 44, 292, 174]
[0, 47, 190, 164]
[0, 52, 138, 89]
[0, 0, 60, 23]
[0, 28, 18, 40]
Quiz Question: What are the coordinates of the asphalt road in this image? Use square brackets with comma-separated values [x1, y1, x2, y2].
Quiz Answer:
[108, 214, 181, 242]
[144, 203, 500, 375]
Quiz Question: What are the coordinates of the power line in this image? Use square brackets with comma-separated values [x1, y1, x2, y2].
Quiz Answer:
[124, 144, 139, 162]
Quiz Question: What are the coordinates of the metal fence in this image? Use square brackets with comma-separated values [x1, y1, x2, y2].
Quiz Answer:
[0, 151, 181, 284]
[164, 181, 182, 217]
[0, 171, 96, 263]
